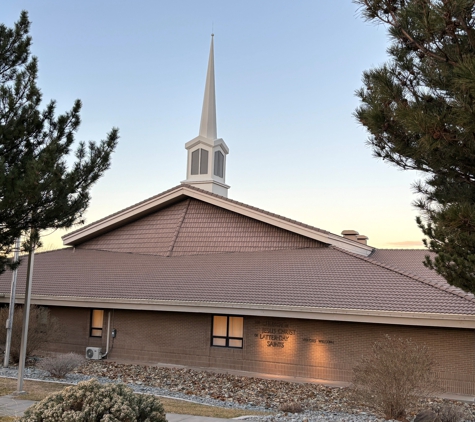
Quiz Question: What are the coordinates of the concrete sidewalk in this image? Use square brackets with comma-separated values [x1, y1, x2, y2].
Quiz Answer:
[0, 395, 238, 421]
[0, 395, 36, 418]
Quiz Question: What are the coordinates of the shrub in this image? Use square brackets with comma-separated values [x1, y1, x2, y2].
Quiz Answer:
[38, 353, 85, 378]
[350, 335, 440, 421]
[0, 305, 64, 364]
[21, 378, 167, 422]
[278, 402, 303, 413]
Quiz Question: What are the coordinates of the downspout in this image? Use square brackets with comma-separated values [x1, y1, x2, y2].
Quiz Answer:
[101, 311, 111, 358]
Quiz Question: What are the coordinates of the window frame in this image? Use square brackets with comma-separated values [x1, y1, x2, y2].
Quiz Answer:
[211, 315, 243, 349]
[90, 309, 104, 338]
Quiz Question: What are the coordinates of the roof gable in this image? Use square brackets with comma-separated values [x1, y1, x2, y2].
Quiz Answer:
[77, 198, 326, 256]
[77, 199, 188, 256]
[63, 185, 373, 256]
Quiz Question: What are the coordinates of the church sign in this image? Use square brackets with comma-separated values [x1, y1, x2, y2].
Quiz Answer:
[254, 320, 335, 348]
[253, 320, 296, 348]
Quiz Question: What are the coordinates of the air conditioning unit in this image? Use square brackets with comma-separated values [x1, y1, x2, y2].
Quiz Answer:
[86, 347, 102, 360]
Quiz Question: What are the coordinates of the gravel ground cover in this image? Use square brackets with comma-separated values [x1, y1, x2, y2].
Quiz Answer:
[0, 360, 474, 422]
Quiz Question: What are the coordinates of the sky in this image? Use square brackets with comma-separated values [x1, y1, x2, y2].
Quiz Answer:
[3, 1, 427, 250]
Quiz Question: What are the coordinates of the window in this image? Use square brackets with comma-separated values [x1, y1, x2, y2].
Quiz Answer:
[191, 148, 209, 175]
[214, 151, 224, 178]
[191, 150, 200, 175]
[200, 149, 208, 175]
[90, 309, 104, 337]
[212, 315, 243, 348]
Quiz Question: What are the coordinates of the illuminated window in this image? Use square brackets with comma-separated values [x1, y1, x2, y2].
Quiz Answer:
[212, 315, 243, 348]
[90, 309, 104, 337]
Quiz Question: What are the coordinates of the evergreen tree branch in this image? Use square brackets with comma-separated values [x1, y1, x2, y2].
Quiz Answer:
[0, 11, 119, 274]
[355, 0, 475, 293]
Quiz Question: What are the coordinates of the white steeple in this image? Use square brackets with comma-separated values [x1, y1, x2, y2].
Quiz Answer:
[182, 35, 230, 197]
[199, 35, 217, 140]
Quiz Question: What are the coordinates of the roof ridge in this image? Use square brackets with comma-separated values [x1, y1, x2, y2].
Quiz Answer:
[332, 246, 475, 304]
[73, 247, 169, 259]
[373, 248, 429, 251]
[70, 243, 326, 261]
[167, 198, 190, 257]
[28, 247, 68, 256]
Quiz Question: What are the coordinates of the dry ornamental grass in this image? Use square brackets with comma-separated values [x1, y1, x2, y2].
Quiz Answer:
[0, 306, 63, 364]
[37, 353, 85, 378]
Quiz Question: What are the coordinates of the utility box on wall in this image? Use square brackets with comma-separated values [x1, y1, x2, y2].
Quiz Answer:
[86, 347, 102, 360]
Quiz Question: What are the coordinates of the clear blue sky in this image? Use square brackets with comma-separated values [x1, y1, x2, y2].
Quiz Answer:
[3, 1, 426, 249]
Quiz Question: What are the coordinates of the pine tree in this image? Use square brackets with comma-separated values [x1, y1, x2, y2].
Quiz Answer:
[0, 11, 119, 273]
[354, 0, 475, 293]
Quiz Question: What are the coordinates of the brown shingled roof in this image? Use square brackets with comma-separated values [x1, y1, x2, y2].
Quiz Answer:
[370, 249, 445, 284]
[63, 184, 331, 241]
[77, 198, 325, 256]
[1, 247, 474, 315]
[62, 184, 374, 256]
[336, 247, 475, 302]
[64, 184, 189, 238]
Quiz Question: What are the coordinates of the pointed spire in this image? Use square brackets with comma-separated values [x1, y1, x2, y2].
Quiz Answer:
[182, 34, 229, 197]
[199, 35, 217, 140]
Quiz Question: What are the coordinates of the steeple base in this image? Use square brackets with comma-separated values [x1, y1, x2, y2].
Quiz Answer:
[181, 180, 230, 197]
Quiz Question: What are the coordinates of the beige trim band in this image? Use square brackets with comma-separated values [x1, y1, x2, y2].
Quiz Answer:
[4, 295, 474, 329]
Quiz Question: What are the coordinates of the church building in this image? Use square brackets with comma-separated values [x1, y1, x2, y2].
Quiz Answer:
[0, 36, 474, 396]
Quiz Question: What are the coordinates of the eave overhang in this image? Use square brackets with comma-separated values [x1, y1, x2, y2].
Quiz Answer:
[4, 294, 474, 329]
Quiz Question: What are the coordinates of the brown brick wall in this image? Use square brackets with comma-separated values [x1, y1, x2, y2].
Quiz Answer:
[45, 307, 475, 395]
[42, 307, 105, 354]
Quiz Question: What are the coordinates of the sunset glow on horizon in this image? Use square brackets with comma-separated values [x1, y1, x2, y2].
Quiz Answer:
[4, 1, 427, 252]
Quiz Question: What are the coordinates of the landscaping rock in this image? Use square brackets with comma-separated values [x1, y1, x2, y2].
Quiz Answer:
[0, 360, 474, 422]
[414, 410, 441, 422]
